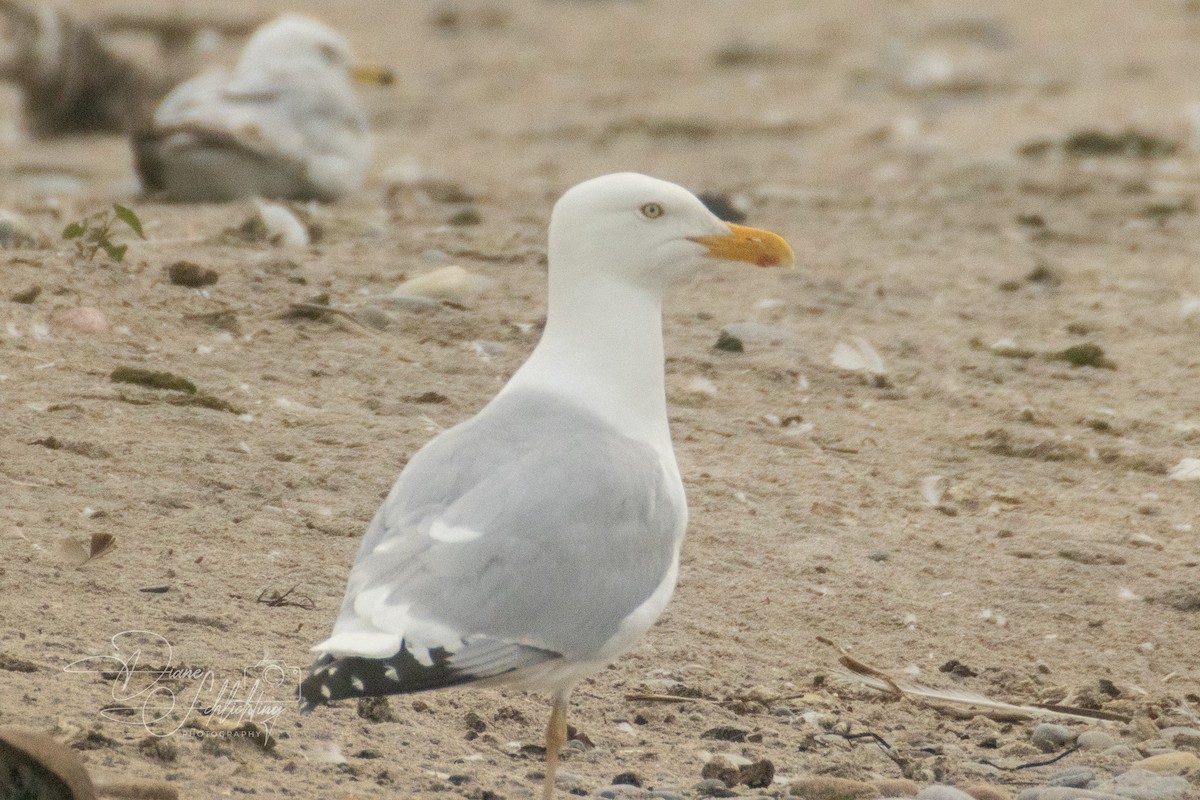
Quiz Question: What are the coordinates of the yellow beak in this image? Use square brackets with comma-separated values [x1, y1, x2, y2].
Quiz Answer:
[352, 64, 395, 86]
[689, 223, 795, 268]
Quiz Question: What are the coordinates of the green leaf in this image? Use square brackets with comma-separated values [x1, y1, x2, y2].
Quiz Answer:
[102, 242, 128, 263]
[112, 204, 145, 239]
[62, 222, 86, 239]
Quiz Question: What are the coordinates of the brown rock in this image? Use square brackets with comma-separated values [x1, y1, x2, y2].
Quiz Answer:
[872, 778, 919, 797]
[701, 756, 740, 788]
[738, 758, 775, 788]
[961, 783, 1011, 800]
[167, 260, 220, 287]
[789, 776, 881, 800]
[1133, 751, 1200, 775]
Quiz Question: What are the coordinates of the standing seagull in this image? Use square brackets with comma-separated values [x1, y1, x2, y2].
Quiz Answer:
[300, 172, 794, 798]
[132, 15, 392, 202]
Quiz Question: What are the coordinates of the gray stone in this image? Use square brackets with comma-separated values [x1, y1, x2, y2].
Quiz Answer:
[694, 778, 738, 797]
[1096, 768, 1191, 800]
[1077, 731, 1117, 751]
[1101, 745, 1138, 759]
[1048, 767, 1096, 788]
[1017, 790, 1125, 800]
[1158, 726, 1200, 744]
[1032, 723, 1079, 752]
[916, 787, 976, 800]
[598, 786, 651, 799]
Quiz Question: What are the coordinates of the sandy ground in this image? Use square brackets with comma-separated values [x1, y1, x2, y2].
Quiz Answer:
[2, 1, 1199, 798]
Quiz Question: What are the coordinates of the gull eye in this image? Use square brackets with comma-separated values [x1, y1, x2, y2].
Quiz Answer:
[640, 202, 664, 220]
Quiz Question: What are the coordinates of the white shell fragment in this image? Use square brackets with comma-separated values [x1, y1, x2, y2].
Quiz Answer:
[255, 200, 310, 248]
[830, 337, 888, 379]
[1168, 458, 1200, 481]
[392, 265, 494, 307]
[920, 475, 946, 506]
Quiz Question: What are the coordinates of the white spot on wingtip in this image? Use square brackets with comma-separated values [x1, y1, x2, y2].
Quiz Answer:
[428, 519, 484, 543]
[384, 665, 399, 682]
[350, 676, 364, 691]
[407, 643, 434, 667]
[320, 684, 332, 699]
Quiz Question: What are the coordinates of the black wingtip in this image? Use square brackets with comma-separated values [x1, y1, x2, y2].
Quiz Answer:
[299, 646, 476, 711]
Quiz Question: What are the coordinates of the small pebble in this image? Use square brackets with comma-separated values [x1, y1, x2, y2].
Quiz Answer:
[1046, 767, 1095, 788]
[1101, 745, 1137, 759]
[694, 778, 737, 798]
[53, 306, 108, 333]
[1076, 731, 1115, 751]
[1031, 723, 1078, 752]
[1131, 751, 1200, 775]
[789, 776, 879, 799]
[167, 260, 220, 287]
[917, 786, 976, 800]
[612, 772, 643, 787]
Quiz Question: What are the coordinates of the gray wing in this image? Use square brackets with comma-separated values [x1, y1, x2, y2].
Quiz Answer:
[307, 390, 683, 698]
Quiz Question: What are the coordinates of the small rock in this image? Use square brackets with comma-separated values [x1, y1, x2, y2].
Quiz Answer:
[872, 779, 919, 797]
[917, 787, 976, 800]
[356, 696, 396, 722]
[1097, 768, 1191, 800]
[713, 330, 744, 352]
[167, 260, 220, 287]
[694, 778, 738, 798]
[739, 759, 774, 789]
[1132, 751, 1200, 775]
[1159, 726, 1200, 744]
[613, 772, 644, 787]
[701, 756, 740, 787]
[701, 726, 749, 743]
[53, 306, 108, 333]
[1032, 723, 1078, 752]
[599, 786, 651, 799]
[393, 265, 494, 307]
[1047, 768, 1096, 788]
[789, 776, 880, 799]
[1016, 789, 1120, 800]
[1076, 731, 1116, 751]
[1102, 745, 1138, 759]
[960, 785, 1010, 800]
[721, 321, 793, 347]
[10, 285, 42, 304]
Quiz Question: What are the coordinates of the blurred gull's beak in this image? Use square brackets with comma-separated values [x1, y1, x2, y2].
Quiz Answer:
[352, 64, 395, 86]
